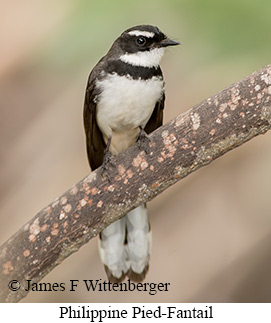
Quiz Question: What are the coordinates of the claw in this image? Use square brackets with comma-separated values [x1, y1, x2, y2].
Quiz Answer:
[137, 126, 151, 154]
[100, 138, 115, 181]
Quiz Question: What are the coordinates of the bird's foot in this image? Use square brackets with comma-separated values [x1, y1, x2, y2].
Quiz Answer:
[101, 138, 115, 181]
[137, 127, 151, 154]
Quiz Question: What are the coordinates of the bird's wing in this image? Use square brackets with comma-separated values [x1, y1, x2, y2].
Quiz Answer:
[144, 92, 165, 134]
[83, 70, 106, 171]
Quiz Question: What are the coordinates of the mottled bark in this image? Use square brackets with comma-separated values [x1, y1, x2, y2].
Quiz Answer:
[1, 65, 271, 302]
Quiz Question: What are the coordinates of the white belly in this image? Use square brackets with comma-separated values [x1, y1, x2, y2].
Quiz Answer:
[96, 74, 164, 154]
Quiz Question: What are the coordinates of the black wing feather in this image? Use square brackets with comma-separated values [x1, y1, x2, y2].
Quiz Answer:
[144, 92, 165, 134]
[83, 71, 106, 171]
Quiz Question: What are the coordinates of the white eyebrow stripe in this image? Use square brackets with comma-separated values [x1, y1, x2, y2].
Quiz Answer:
[128, 30, 155, 38]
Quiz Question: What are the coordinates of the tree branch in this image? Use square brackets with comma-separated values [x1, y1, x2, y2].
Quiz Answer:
[1, 65, 271, 302]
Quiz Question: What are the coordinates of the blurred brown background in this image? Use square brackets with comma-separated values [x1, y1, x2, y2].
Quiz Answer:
[1, 0, 271, 302]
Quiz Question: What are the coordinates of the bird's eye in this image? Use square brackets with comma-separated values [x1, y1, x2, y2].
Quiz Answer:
[136, 36, 146, 46]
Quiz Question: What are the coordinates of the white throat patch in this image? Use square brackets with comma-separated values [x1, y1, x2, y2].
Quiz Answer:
[120, 47, 165, 68]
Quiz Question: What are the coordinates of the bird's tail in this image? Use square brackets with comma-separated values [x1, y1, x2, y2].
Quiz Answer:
[98, 204, 151, 282]
[126, 204, 152, 281]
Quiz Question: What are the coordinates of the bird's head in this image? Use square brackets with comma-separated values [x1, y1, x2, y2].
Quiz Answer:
[111, 25, 180, 68]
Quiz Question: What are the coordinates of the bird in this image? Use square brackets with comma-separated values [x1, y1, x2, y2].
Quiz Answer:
[83, 24, 179, 282]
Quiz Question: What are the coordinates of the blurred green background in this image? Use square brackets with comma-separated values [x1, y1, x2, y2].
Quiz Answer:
[1, 0, 271, 302]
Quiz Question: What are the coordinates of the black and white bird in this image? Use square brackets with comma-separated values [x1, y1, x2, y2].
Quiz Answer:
[83, 25, 179, 282]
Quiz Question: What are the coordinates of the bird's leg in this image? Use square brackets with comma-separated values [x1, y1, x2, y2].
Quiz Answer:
[101, 137, 115, 180]
[137, 126, 151, 154]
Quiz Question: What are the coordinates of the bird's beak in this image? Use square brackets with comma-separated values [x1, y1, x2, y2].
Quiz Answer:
[159, 38, 180, 47]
